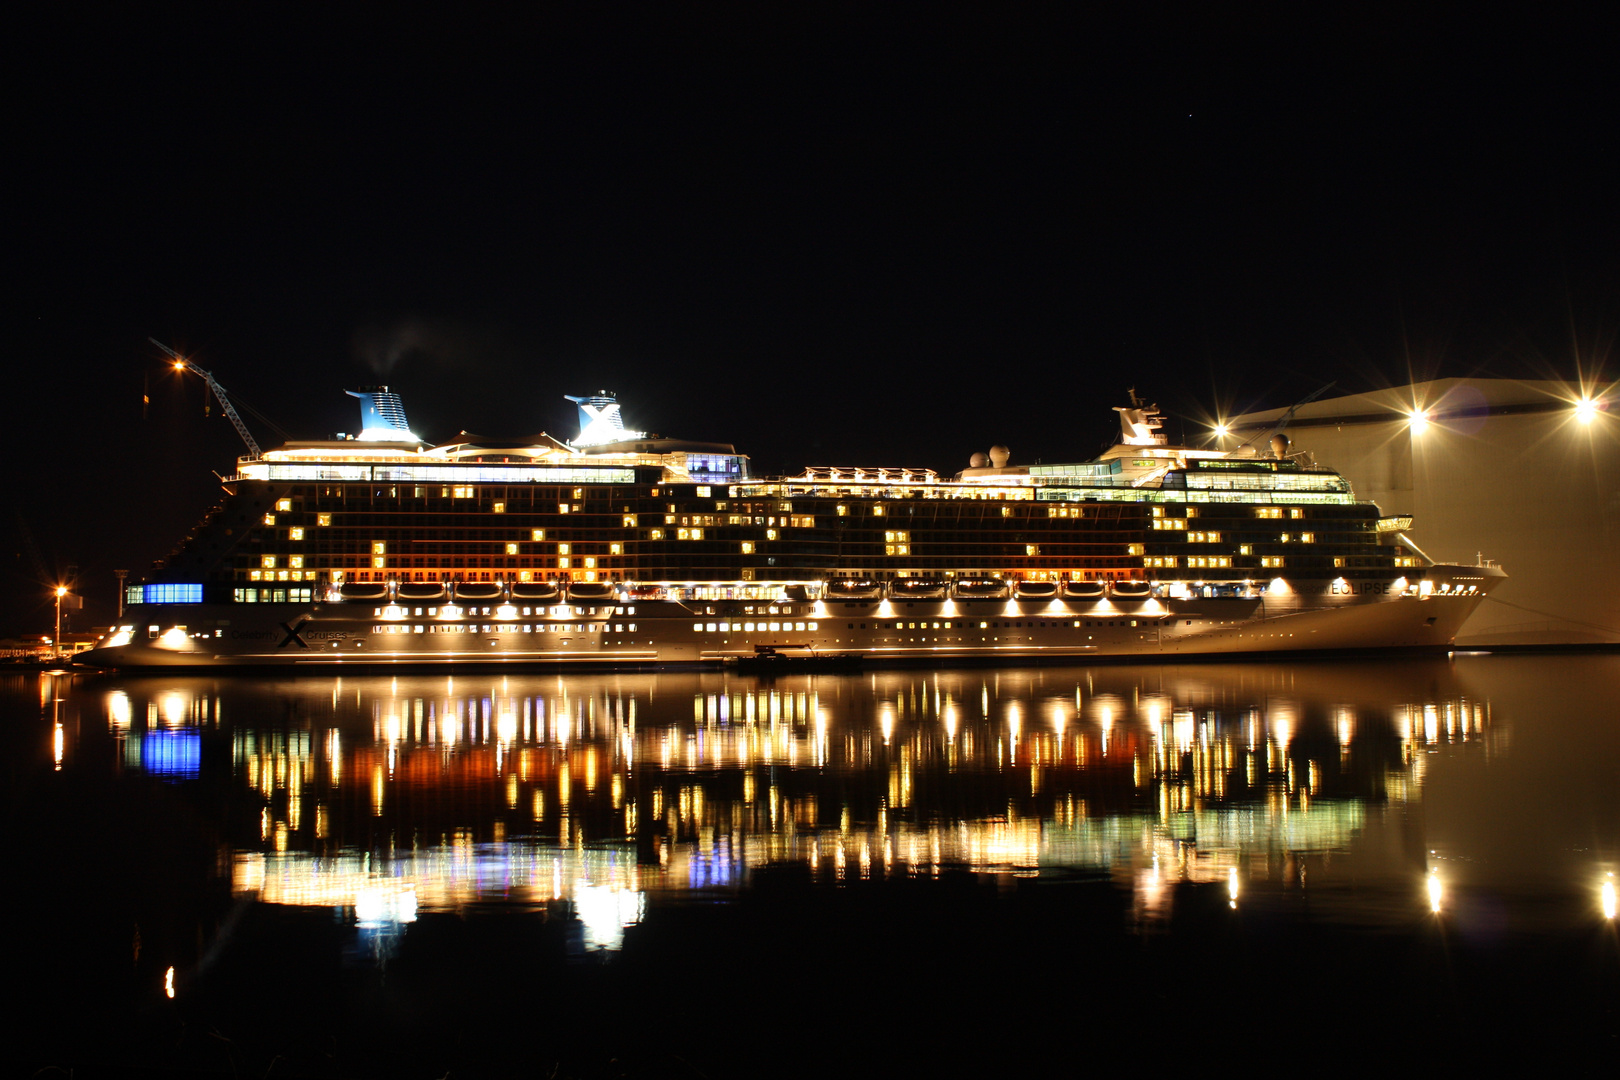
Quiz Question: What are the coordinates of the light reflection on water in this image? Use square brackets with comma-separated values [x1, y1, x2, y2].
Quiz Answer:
[41, 659, 1528, 950]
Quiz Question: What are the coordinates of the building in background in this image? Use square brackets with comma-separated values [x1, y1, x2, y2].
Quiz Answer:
[1229, 378, 1619, 645]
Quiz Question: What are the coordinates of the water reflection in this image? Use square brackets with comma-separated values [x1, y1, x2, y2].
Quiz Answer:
[60, 661, 1504, 950]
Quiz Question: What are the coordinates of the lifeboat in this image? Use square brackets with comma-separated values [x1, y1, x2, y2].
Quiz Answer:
[396, 582, 448, 602]
[338, 582, 389, 601]
[453, 581, 505, 602]
[952, 578, 1010, 600]
[1013, 580, 1058, 600]
[825, 580, 884, 601]
[890, 579, 950, 600]
[1061, 580, 1106, 599]
[566, 581, 618, 602]
[509, 581, 562, 602]
[1110, 580, 1153, 599]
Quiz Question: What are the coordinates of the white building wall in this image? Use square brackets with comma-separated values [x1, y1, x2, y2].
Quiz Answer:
[1232, 379, 1620, 645]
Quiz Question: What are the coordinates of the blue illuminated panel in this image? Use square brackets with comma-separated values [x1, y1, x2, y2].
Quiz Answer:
[141, 730, 200, 780]
[686, 453, 749, 483]
[143, 583, 203, 604]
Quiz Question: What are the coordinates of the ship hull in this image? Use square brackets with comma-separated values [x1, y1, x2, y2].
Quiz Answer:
[77, 567, 1502, 671]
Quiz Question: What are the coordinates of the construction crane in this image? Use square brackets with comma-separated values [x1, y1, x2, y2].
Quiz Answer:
[149, 338, 262, 459]
[1240, 380, 1337, 459]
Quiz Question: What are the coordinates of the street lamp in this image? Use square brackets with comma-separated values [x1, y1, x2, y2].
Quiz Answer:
[54, 586, 68, 659]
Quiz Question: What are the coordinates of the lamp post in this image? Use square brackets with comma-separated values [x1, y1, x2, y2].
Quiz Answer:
[115, 569, 128, 619]
[54, 586, 68, 659]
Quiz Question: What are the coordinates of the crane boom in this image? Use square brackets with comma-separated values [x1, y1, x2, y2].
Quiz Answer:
[149, 338, 262, 458]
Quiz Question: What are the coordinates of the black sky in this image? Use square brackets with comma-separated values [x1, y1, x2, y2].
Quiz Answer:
[7, 3, 1620, 632]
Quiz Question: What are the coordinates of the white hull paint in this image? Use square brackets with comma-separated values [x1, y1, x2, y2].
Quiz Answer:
[79, 566, 1501, 670]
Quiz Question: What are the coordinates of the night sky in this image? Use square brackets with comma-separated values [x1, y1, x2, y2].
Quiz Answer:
[8, 4, 1619, 632]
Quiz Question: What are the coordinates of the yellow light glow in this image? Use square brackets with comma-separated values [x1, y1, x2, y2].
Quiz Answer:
[1575, 397, 1600, 424]
[1603, 874, 1617, 920]
[55, 585, 68, 598]
[164, 966, 175, 998]
[1427, 869, 1443, 913]
[1213, 423, 1229, 439]
[1408, 409, 1430, 433]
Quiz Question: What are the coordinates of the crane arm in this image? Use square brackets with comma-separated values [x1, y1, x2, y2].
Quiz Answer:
[149, 338, 262, 458]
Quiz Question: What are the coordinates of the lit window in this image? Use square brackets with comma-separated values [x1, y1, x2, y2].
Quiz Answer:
[289, 556, 303, 569]
[1000, 506, 1011, 517]
[1300, 532, 1315, 543]
[373, 556, 386, 569]
[741, 542, 755, 554]
[557, 543, 570, 555]
[1026, 545, 1039, 556]
[261, 555, 277, 569]
[648, 529, 665, 540]
[573, 488, 583, 500]
[1261, 557, 1285, 568]
[836, 505, 848, 516]
[492, 502, 505, 513]
[532, 529, 545, 541]
[1152, 506, 1164, 518]
[1239, 544, 1253, 555]
[317, 514, 331, 526]
[1127, 543, 1144, 556]
[506, 543, 518, 555]
[263, 513, 276, 526]
[372, 542, 386, 555]
[610, 543, 622, 555]
[289, 527, 304, 540]
[1256, 508, 1282, 519]
[558, 503, 569, 514]
[697, 486, 711, 498]
[1334, 557, 1346, 568]
[558, 557, 571, 568]
[623, 515, 637, 527]
[276, 499, 291, 512]
[584, 557, 596, 568]
[766, 529, 778, 540]
[873, 505, 886, 516]
[453, 486, 474, 498]
[1290, 508, 1305, 519]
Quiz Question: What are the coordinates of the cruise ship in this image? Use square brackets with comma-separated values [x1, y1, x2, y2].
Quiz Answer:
[77, 386, 1503, 669]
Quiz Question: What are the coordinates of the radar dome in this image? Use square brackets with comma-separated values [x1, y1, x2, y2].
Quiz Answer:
[970, 452, 988, 468]
[989, 445, 1010, 468]
[1269, 433, 1291, 459]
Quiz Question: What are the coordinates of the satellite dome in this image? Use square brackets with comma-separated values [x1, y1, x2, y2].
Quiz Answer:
[989, 445, 1010, 468]
[970, 452, 988, 468]
[1269, 433, 1291, 459]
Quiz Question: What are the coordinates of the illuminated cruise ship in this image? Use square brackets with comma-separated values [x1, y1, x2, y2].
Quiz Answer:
[79, 386, 1503, 668]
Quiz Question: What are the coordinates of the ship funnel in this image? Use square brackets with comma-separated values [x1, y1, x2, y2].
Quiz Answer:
[566, 390, 645, 447]
[347, 387, 420, 442]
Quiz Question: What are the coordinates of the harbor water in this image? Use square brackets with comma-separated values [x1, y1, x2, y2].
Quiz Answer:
[6, 654, 1618, 1076]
